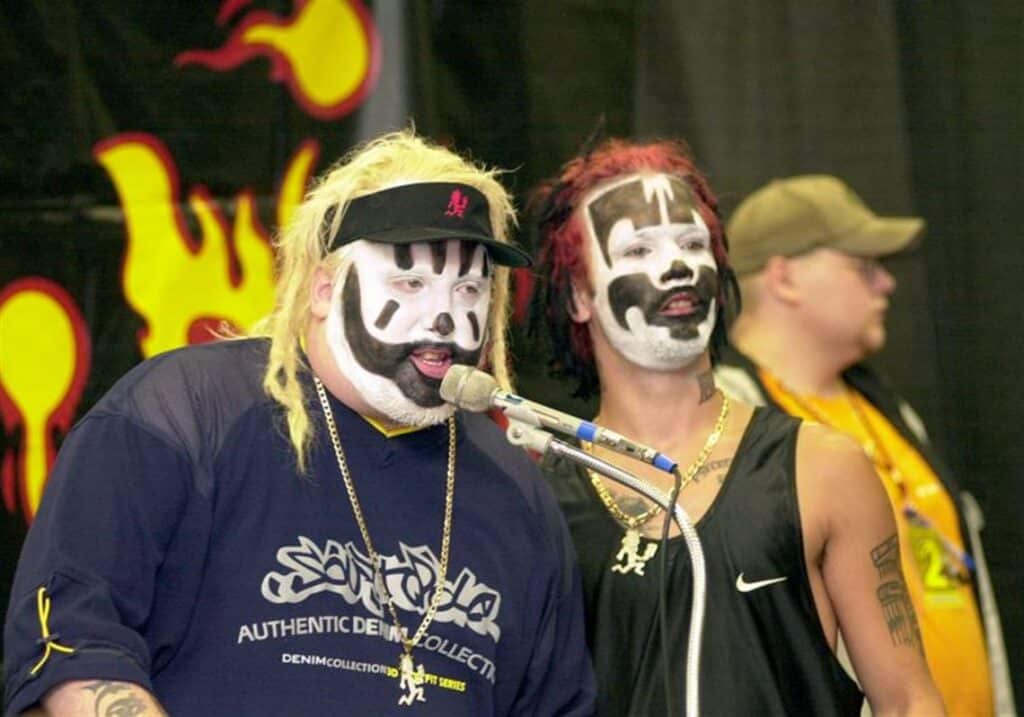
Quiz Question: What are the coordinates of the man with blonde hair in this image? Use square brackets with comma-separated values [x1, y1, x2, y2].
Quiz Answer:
[4, 131, 594, 715]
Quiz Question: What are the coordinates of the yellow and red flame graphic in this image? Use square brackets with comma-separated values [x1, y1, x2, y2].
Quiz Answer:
[0, 136, 318, 522]
[175, 0, 379, 121]
[93, 132, 319, 358]
[0, 279, 91, 521]
[1, 3, 360, 524]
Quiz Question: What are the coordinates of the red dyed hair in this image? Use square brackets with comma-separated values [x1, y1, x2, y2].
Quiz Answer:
[531, 138, 737, 399]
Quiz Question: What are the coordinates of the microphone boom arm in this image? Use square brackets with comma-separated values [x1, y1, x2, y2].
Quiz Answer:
[440, 365, 677, 473]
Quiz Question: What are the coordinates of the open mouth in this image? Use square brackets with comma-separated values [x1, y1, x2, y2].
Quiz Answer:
[409, 346, 454, 380]
[658, 289, 703, 317]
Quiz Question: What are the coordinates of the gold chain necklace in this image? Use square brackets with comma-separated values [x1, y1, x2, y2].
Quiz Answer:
[583, 443, 662, 528]
[315, 377, 455, 707]
[586, 391, 730, 576]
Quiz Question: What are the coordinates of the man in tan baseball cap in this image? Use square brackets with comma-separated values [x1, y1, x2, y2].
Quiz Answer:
[726, 174, 923, 276]
[715, 174, 1007, 717]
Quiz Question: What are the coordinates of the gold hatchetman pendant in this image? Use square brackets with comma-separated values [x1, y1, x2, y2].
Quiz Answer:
[398, 652, 427, 706]
[611, 527, 658, 576]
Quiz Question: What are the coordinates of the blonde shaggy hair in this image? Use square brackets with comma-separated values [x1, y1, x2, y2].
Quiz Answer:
[254, 130, 519, 471]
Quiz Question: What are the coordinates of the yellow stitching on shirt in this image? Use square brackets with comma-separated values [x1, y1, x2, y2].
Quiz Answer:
[29, 586, 75, 675]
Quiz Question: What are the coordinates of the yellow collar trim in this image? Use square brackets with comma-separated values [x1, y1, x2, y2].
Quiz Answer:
[360, 414, 430, 438]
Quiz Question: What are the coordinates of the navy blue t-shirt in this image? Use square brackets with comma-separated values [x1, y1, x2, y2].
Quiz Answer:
[4, 339, 594, 716]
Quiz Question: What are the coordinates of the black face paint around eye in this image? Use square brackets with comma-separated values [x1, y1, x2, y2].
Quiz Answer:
[607, 265, 719, 340]
[341, 269, 483, 407]
[587, 176, 699, 266]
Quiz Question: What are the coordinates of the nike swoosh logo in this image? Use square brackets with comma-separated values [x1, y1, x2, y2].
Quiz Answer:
[735, 573, 788, 593]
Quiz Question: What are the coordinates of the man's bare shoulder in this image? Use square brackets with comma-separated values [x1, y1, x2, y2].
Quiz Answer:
[794, 421, 893, 533]
[797, 421, 876, 481]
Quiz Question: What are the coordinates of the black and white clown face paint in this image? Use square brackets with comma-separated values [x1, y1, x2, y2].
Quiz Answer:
[326, 239, 492, 426]
[583, 173, 719, 370]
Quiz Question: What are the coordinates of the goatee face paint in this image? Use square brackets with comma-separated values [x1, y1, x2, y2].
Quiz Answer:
[326, 239, 492, 426]
[583, 173, 719, 370]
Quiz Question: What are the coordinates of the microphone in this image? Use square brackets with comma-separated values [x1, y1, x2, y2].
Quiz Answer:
[440, 365, 677, 473]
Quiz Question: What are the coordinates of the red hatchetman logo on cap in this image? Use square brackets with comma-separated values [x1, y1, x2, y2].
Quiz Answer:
[445, 189, 469, 218]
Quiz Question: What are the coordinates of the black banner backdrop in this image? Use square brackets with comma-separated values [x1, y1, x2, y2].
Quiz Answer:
[1, 0, 1020, 698]
[0, 0, 402, 622]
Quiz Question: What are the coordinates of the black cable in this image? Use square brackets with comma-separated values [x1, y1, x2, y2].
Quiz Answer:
[658, 464, 684, 716]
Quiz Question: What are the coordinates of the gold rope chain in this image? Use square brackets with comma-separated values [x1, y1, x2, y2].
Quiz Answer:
[586, 391, 730, 529]
[314, 377, 456, 663]
[583, 442, 661, 527]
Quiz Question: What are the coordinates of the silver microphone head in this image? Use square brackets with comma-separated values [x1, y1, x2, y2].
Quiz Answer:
[440, 365, 498, 412]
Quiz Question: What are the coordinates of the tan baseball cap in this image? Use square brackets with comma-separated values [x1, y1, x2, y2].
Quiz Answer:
[726, 175, 924, 276]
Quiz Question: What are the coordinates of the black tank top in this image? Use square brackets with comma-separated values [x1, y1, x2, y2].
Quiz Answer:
[541, 407, 863, 716]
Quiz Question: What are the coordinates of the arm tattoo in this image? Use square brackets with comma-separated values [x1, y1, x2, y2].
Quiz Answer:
[870, 534, 923, 653]
[696, 370, 716, 403]
[691, 458, 732, 483]
[83, 680, 160, 717]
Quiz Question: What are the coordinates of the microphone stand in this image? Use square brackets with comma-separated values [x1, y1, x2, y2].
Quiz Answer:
[504, 413, 706, 717]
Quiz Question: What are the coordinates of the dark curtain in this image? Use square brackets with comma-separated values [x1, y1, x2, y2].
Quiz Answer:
[896, 1, 1024, 697]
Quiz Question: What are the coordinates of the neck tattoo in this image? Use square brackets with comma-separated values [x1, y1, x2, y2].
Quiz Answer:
[697, 369, 716, 403]
[315, 377, 456, 707]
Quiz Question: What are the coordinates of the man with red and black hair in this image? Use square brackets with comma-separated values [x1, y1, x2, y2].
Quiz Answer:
[531, 137, 944, 715]
[536, 138, 737, 402]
